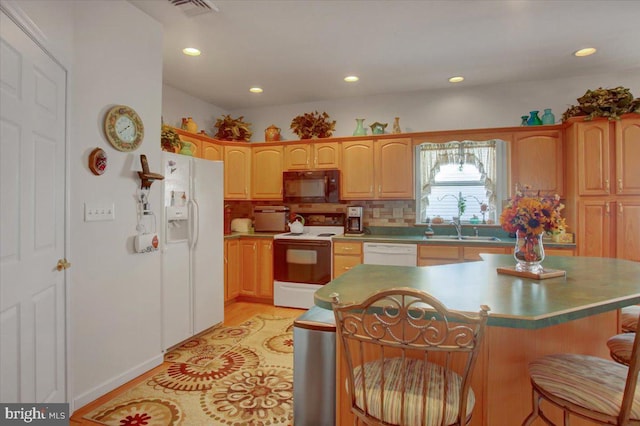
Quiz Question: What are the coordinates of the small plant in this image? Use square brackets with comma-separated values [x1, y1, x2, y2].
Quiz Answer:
[290, 111, 336, 139]
[562, 86, 640, 121]
[161, 125, 181, 152]
[214, 115, 252, 142]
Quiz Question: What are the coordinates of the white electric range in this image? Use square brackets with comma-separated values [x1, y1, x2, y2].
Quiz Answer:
[273, 215, 344, 309]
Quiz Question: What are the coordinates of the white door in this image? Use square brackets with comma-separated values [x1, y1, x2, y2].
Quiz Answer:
[0, 10, 67, 403]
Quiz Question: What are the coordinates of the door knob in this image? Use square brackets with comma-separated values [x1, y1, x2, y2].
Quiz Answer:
[56, 258, 71, 271]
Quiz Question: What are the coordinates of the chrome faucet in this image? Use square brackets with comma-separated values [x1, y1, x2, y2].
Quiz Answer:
[450, 217, 463, 240]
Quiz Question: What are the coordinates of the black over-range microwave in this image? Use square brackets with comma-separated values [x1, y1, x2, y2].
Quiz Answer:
[283, 170, 340, 203]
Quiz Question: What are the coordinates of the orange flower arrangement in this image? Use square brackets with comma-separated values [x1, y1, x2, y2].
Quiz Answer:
[500, 185, 565, 236]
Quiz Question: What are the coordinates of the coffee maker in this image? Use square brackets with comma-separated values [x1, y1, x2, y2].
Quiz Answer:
[345, 206, 364, 235]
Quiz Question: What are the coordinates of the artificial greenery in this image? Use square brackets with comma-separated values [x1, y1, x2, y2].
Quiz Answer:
[290, 111, 336, 139]
[562, 86, 640, 121]
[214, 115, 252, 142]
[161, 125, 181, 151]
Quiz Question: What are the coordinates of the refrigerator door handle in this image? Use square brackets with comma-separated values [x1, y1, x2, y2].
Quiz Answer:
[190, 198, 200, 249]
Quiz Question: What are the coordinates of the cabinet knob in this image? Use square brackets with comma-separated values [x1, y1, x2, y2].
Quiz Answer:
[605, 179, 610, 194]
[606, 203, 610, 215]
[618, 178, 623, 192]
[619, 202, 623, 214]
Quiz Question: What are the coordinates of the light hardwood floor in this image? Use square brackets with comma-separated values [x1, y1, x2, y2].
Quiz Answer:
[70, 301, 305, 425]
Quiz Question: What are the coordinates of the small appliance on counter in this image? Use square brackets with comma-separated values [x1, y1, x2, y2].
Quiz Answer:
[345, 206, 364, 235]
[230, 218, 253, 233]
[253, 206, 289, 232]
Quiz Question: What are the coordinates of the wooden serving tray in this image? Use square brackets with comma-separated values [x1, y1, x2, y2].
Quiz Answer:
[497, 266, 566, 280]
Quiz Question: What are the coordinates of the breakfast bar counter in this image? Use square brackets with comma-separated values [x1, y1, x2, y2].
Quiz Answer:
[314, 254, 640, 425]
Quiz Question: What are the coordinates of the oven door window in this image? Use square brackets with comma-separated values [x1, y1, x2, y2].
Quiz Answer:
[274, 240, 331, 285]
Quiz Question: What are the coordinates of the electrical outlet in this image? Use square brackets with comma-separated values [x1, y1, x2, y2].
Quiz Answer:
[393, 208, 403, 218]
[373, 208, 380, 218]
[85, 203, 115, 222]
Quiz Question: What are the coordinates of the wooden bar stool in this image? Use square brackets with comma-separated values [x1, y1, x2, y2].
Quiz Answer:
[607, 332, 634, 366]
[621, 305, 640, 332]
[522, 314, 640, 425]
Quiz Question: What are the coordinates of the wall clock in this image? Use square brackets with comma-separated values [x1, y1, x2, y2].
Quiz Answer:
[104, 105, 144, 152]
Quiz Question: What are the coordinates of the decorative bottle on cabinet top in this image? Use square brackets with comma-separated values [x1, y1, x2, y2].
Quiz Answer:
[527, 111, 542, 126]
[353, 118, 367, 136]
[541, 108, 555, 125]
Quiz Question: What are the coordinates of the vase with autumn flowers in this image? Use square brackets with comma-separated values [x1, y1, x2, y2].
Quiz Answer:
[499, 185, 565, 273]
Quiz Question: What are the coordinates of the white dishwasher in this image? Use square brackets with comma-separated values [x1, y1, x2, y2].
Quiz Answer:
[363, 243, 418, 266]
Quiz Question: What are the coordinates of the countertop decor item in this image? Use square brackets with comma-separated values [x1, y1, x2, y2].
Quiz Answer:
[352, 118, 366, 136]
[369, 121, 387, 134]
[290, 111, 336, 139]
[104, 105, 144, 152]
[161, 125, 181, 152]
[88, 147, 107, 175]
[562, 86, 640, 121]
[499, 184, 565, 273]
[520, 115, 529, 126]
[185, 117, 197, 133]
[214, 114, 252, 142]
[264, 124, 281, 141]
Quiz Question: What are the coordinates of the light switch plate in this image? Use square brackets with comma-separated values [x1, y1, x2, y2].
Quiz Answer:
[393, 208, 403, 218]
[85, 203, 115, 221]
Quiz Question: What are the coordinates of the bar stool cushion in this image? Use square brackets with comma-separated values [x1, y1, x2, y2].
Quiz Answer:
[529, 353, 640, 420]
[622, 306, 640, 332]
[607, 333, 635, 366]
[353, 357, 475, 425]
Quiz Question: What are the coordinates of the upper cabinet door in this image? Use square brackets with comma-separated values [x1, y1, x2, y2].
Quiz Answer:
[251, 146, 283, 200]
[576, 120, 612, 196]
[616, 116, 640, 195]
[224, 146, 251, 199]
[511, 130, 564, 197]
[283, 144, 312, 170]
[341, 140, 375, 199]
[313, 142, 341, 169]
[201, 141, 223, 161]
[375, 138, 414, 199]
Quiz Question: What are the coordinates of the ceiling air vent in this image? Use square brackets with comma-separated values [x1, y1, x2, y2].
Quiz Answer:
[168, 0, 219, 17]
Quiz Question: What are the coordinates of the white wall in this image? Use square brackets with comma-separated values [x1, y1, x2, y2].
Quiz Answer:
[162, 83, 227, 136]
[230, 70, 640, 142]
[69, 1, 164, 409]
[5, 0, 165, 411]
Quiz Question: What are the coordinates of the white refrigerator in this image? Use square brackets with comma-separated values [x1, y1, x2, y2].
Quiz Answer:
[161, 152, 224, 351]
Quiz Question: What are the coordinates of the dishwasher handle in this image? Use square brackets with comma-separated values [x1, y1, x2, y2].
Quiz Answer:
[364, 243, 417, 255]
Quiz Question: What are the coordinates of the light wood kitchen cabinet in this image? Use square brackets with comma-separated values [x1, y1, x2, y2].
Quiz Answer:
[201, 140, 223, 161]
[341, 138, 414, 200]
[566, 116, 640, 261]
[224, 239, 240, 302]
[417, 245, 461, 266]
[251, 145, 283, 200]
[283, 142, 341, 170]
[224, 145, 251, 199]
[178, 134, 202, 158]
[238, 238, 274, 300]
[333, 241, 362, 278]
[510, 129, 563, 196]
[462, 246, 510, 261]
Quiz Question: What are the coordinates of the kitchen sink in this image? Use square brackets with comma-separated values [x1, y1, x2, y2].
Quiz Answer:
[425, 235, 501, 242]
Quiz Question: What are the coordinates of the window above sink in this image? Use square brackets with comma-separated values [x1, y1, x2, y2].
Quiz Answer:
[415, 140, 508, 225]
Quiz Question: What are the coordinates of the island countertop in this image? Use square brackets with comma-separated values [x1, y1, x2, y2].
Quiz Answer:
[314, 254, 640, 329]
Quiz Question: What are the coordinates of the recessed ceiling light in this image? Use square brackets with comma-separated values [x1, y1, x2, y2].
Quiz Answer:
[182, 47, 201, 56]
[344, 75, 359, 82]
[574, 47, 597, 57]
[448, 76, 464, 83]
[249, 87, 263, 93]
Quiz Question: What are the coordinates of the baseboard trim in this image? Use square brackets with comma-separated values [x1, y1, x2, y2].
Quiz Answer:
[71, 354, 163, 412]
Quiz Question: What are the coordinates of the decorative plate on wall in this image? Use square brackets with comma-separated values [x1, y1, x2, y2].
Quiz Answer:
[88, 147, 107, 175]
[104, 105, 144, 152]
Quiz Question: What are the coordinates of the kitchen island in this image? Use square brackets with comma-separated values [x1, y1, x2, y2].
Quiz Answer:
[315, 254, 640, 426]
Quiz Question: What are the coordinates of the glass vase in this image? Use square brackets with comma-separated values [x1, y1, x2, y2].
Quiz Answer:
[541, 108, 555, 125]
[353, 118, 367, 136]
[514, 232, 545, 273]
[527, 111, 542, 126]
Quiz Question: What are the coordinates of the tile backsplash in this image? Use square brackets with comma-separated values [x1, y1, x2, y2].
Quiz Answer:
[225, 200, 417, 227]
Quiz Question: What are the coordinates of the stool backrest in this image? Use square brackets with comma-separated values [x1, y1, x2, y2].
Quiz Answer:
[619, 313, 640, 424]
